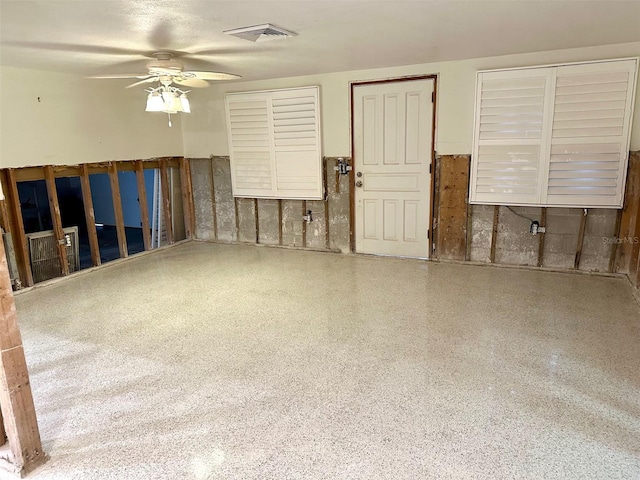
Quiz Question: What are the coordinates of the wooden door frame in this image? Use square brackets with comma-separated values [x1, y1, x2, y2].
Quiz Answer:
[349, 74, 438, 255]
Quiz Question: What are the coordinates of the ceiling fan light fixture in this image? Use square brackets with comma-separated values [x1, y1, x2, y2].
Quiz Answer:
[145, 92, 164, 112]
[180, 94, 191, 114]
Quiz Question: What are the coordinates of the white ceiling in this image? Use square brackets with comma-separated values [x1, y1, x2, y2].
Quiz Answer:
[1, 0, 639, 82]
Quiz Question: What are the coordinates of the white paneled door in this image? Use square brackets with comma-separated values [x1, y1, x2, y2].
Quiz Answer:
[353, 79, 434, 258]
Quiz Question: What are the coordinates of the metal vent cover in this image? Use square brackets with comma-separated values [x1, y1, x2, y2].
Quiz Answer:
[223, 23, 297, 42]
[26, 226, 80, 283]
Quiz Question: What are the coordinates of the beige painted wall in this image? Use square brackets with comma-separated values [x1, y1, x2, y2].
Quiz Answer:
[182, 42, 640, 158]
[0, 66, 184, 168]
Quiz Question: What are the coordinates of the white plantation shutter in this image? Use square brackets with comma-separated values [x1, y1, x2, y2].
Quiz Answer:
[225, 86, 322, 199]
[470, 68, 550, 205]
[546, 61, 636, 206]
[470, 58, 638, 208]
[226, 94, 273, 197]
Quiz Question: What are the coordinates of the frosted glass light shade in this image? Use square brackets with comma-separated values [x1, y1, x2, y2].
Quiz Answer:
[180, 94, 191, 113]
[145, 93, 164, 112]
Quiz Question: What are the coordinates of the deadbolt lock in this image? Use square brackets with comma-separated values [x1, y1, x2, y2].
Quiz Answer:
[356, 172, 362, 177]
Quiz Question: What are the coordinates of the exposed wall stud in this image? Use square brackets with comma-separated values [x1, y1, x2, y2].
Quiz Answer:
[209, 159, 219, 241]
[179, 158, 196, 239]
[43, 165, 70, 276]
[254, 198, 260, 244]
[609, 209, 623, 273]
[465, 203, 473, 262]
[574, 208, 588, 269]
[537, 207, 547, 268]
[323, 158, 330, 249]
[0, 198, 9, 233]
[4, 170, 33, 287]
[159, 159, 174, 245]
[630, 199, 640, 284]
[233, 197, 240, 242]
[278, 199, 283, 245]
[302, 200, 307, 248]
[614, 152, 640, 273]
[0, 239, 46, 475]
[79, 164, 101, 266]
[490, 205, 500, 263]
[107, 163, 128, 258]
[134, 161, 152, 251]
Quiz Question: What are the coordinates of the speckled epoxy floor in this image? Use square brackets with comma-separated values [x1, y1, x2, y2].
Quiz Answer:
[13, 242, 640, 479]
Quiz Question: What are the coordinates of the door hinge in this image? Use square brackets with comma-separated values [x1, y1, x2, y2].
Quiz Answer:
[431, 91, 435, 103]
[429, 164, 432, 174]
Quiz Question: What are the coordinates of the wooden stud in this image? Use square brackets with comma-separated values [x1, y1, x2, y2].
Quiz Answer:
[254, 199, 260, 244]
[79, 164, 101, 266]
[179, 158, 196, 240]
[0, 198, 9, 233]
[323, 158, 330, 249]
[134, 161, 152, 251]
[277, 199, 283, 246]
[537, 207, 547, 268]
[209, 159, 218, 241]
[7, 159, 181, 183]
[234, 197, 240, 242]
[465, 201, 473, 262]
[489, 205, 500, 263]
[574, 208, 588, 269]
[4, 170, 33, 287]
[302, 200, 307, 248]
[614, 152, 640, 272]
[44, 166, 70, 276]
[107, 163, 128, 258]
[630, 198, 640, 285]
[349, 163, 355, 253]
[0, 238, 46, 475]
[0, 408, 6, 446]
[609, 209, 623, 273]
[159, 159, 174, 245]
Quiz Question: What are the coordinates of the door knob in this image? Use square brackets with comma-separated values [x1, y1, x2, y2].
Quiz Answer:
[356, 180, 363, 187]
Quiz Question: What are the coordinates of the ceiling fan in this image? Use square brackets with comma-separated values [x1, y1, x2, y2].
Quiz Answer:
[88, 51, 241, 126]
[89, 51, 241, 88]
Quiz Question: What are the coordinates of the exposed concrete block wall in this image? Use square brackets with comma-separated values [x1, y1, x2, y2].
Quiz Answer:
[190, 159, 216, 242]
[189, 157, 350, 254]
[257, 200, 280, 245]
[438, 154, 623, 273]
[542, 208, 581, 270]
[469, 205, 493, 263]
[494, 207, 541, 266]
[580, 209, 618, 272]
[191, 153, 630, 275]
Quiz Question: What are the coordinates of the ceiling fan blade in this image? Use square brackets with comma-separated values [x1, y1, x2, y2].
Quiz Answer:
[186, 71, 242, 81]
[126, 77, 158, 89]
[87, 73, 150, 79]
[174, 77, 209, 88]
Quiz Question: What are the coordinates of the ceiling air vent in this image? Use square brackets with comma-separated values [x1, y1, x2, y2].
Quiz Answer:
[223, 23, 297, 42]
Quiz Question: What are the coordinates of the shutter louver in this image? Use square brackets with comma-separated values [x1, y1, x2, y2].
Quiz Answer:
[470, 58, 637, 208]
[226, 87, 323, 199]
